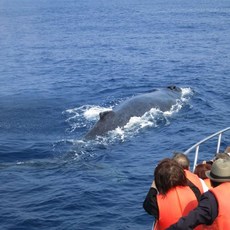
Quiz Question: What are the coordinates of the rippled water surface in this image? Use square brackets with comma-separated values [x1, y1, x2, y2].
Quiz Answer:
[0, 0, 230, 229]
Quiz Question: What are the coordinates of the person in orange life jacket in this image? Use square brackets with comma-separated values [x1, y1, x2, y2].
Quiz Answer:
[143, 158, 202, 230]
[194, 163, 212, 189]
[166, 158, 230, 230]
[172, 152, 208, 193]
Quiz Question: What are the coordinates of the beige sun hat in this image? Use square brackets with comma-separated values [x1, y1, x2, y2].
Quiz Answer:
[205, 158, 230, 182]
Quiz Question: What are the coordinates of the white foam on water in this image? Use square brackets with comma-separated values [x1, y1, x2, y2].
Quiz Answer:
[164, 87, 193, 116]
[83, 106, 112, 120]
[106, 108, 164, 142]
[64, 105, 112, 132]
[181, 87, 193, 102]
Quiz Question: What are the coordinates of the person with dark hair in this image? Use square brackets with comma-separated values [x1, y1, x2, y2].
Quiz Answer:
[194, 163, 212, 180]
[194, 163, 212, 188]
[143, 158, 203, 230]
[172, 153, 208, 193]
[166, 159, 230, 230]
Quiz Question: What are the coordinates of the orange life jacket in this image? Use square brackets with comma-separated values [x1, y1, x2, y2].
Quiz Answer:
[185, 170, 204, 193]
[208, 182, 230, 230]
[154, 186, 203, 230]
[203, 178, 212, 189]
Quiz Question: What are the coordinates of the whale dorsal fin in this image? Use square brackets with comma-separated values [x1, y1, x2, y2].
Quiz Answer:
[99, 111, 114, 120]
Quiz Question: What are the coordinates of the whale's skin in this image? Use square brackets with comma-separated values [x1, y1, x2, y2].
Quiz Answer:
[84, 86, 182, 139]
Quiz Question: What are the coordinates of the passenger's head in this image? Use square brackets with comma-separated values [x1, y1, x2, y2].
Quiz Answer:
[213, 146, 230, 161]
[224, 146, 230, 154]
[205, 158, 230, 187]
[214, 152, 230, 161]
[194, 163, 212, 179]
[172, 152, 190, 170]
[154, 158, 187, 195]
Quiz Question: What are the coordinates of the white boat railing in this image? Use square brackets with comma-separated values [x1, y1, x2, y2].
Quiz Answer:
[184, 127, 230, 172]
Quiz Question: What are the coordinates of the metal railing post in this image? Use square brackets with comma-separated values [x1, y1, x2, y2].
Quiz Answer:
[216, 133, 222, 154]
[193, 145, 199, 172]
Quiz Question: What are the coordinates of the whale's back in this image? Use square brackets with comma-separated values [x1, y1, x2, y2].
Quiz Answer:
[84, 87, 182, 139]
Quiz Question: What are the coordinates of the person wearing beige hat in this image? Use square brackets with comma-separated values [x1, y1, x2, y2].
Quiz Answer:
[166, 158, 230, 230]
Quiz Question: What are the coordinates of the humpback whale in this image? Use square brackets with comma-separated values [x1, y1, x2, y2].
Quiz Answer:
[84, 86, 182, 140]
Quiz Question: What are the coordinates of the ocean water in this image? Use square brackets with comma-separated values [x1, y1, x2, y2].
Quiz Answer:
[0, 0, 230, 229]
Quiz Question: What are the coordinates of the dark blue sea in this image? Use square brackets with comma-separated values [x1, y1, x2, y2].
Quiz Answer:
[0, 0, 230, 229]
